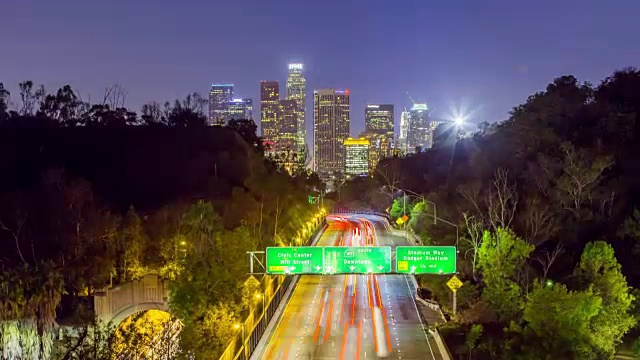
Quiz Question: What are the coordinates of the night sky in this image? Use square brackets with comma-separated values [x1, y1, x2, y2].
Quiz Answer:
[2, 0, 639, 144]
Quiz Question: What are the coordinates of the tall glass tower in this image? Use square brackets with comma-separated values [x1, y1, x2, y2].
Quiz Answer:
[209, 84, 234, 126]
[407, 103, 429, 154]
[260, 81, 280, 153]
[286, 63, 306, 155]
[313, 89, 350, 180]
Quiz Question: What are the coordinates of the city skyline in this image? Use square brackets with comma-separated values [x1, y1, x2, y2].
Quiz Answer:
[4, 1, 635, 152]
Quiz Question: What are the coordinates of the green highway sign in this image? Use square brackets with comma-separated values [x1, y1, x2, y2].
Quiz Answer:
[396, 246, 457, 274]
[266, 247, 324, 274]
[323, 246, 391, 274]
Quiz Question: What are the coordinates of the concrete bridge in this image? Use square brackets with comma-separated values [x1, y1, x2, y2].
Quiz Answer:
[93, 274, 169, 326]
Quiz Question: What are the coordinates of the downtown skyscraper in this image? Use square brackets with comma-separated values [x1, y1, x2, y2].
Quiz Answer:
[406, 102, 430, 154]
[398, 108, 410, 155]
[208, 84, 253, 126]
[314, 89, 350, 181]
[363, 104, 394, 169]
[260, 81, 280, 151]
[209, 84, 233, 126]
[286, 63, 306, 155]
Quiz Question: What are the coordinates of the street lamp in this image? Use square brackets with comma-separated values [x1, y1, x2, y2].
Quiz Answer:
[254, 292, 266, 314]
[233, 323, 245, 347]
[396, 187, 437, 225]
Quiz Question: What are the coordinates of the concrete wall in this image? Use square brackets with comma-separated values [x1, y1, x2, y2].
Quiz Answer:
[94, 274, 169, 325]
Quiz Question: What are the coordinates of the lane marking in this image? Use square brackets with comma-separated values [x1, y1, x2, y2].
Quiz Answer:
[403, 274, 437, 359]
[324, 288, 335, 341]
[340, 323, 349, 360]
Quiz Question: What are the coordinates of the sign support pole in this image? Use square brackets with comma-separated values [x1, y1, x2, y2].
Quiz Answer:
[247, 251, 266, 275]
[453, 291, 457, 316]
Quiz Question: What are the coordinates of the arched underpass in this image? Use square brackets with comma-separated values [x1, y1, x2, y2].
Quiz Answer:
[93, 274, 183, 359]
[112, 310, 182, 360]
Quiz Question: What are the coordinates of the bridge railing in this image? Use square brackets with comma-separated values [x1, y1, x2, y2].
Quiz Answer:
[217, 219, 327, 360]
[332, 208, 390, 220]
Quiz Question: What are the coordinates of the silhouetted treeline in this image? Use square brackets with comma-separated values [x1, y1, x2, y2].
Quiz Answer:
[0, 82, 325, 358]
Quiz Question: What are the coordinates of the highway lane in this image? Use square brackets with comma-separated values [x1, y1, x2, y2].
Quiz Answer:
[259, 215, 442, 360]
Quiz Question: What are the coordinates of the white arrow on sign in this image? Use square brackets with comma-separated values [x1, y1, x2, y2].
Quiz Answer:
[410, 266, 416, 273]
[325, 266, 333, 273]
[315, 266, 321, 272]
[290, 266, 296, 271]
[349, 266, 356, 272]
[377, 265, 384, 271]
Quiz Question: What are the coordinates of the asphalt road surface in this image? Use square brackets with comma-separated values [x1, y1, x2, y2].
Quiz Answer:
[259, 214, 443, 360]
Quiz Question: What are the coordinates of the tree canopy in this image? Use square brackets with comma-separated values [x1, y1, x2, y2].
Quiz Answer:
[0, 81, 323, 359]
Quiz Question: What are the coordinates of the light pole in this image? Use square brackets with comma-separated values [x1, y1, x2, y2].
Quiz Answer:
[399, 188, 437, 225]
[233, 323, 244, 347]
[255, 292, 265, 315]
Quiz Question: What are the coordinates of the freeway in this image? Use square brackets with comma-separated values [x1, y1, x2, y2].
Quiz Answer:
[256, 214, 443, 360]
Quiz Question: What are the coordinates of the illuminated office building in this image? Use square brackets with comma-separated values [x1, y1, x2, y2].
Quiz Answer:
[398, 108, 409, 155]
[224, 98, 253, 122]
[209, 84, 234, 126]
[407, 103, 429, 154]
[286, 63, 306, 154]
[344, 137, 370, 178]
[314, 89, 350, 180]
[274, 99, 299, 173]
[361, 132, 391, 171]
[276, 99, 298, 152]
[425, 120, 444, 149]
[364, 104, 394, 165]
[260, 81, 280, 152]
[365, 104, 394, 141]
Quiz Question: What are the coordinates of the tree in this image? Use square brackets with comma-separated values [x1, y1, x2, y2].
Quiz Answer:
[532, 242, 564, 280]
[179, 302, 238, 359]
[477, 228, 534, 322]
[540, 142, 613, 220]
[618, 208, 640, 254]
[38, 85, 86, 125]
[117, 206, 147, 282]
[486, 168, 518, 232]
[166, 93, 207, 127]
[389, 197, 408, 220]
[18, 81, 46, 116]
[462, 213, 483, 280]
[140, 101, 166, 126]
[464, 324, 483, 360]
[517, 282, 602, 359]
[226, 119, 263, 153]
[0, 83, 10, 121]
[573, 241, 636, 355]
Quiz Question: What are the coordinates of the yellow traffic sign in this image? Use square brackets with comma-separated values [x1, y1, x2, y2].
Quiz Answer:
[396, 217, 405, 225]
[447, 275, 463, 292]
